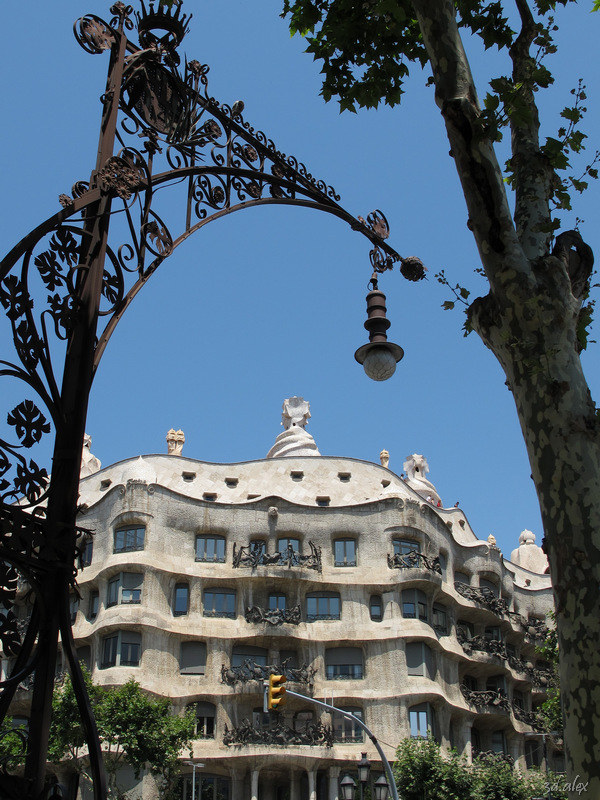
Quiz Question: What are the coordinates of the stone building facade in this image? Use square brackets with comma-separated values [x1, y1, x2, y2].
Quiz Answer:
[5, 400, 557, 799]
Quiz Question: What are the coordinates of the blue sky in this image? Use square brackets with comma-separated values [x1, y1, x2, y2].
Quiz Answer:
[1, 1, 598, 560]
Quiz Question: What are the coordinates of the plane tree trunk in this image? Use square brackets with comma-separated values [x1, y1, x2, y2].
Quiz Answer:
[411, 0, 600, 794]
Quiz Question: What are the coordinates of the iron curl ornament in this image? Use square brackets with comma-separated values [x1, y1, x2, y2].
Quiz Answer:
[0, 3, 424, 798]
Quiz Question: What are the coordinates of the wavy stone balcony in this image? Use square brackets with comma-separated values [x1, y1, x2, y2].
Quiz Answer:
[223, 719, 333, 748]
[387, 550, 442, 574]
[221, 658, 316, 686]
[232, 541, 322, 573]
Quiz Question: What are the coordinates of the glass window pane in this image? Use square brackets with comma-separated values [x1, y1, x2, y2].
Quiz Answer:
[174, 584, 189, 615]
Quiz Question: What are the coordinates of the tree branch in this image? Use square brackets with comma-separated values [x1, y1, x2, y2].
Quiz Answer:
[509, 0, 555, 257]
[410, 0, 529, 291]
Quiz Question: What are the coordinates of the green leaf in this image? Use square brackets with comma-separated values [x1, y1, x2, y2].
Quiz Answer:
[442, 300, 455, 310]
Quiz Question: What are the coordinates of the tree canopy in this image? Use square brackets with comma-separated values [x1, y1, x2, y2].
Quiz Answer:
[281, 0, 600, 796]
[49, 671, 195, 798]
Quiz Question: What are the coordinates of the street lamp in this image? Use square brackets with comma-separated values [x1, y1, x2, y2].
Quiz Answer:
[340, 775, 357, 800]
[357, 752, 371, 800]
[183, 761, 205, 800]
[373, 775, 390, 800]
[0, 3, 424, 798]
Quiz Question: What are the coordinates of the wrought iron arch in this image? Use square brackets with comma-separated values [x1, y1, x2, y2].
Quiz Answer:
[0, 3, 424, 798]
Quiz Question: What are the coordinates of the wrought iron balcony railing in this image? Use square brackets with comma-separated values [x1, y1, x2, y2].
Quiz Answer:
[454, 582, 509, 616]
[245, 605, 301, 626]
[221, 658, 316, 686]
[223, 719, 333, 747]
[232, 541, 322, 573]
[460, 685, 511, 712]
[387, 549, 442, 574]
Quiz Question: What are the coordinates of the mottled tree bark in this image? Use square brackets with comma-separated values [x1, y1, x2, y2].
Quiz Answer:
[411, 0, 600, 795]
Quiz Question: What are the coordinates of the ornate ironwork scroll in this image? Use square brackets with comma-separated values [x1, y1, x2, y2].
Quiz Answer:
[223, 719, 333, 748]
[0, 2, 422, 797]
[454, 582, 509, 616]
[233, 541, 322, 573]
[245, 604, 301, 626]
[387, 549, 442, 574]
[460, 685, 511, 712]
[221, 658, 316, 686]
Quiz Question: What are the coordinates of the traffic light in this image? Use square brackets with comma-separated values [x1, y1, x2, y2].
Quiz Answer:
[267, 674, 287, 710]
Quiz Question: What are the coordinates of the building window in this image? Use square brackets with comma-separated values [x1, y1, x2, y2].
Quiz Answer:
[278, 538, 301, 565]
[101, 631, 141, 668]
[231, 645, 268, 667]
[269, 594, 286, 611]
[393, 539, 420, 556]
[88, 591, 99, 620]
[203, 589, 236, 618]
[525, 740, 541, 768]
[463, 674, 478, 692]
[432, 603, 448, 634]
[180, 775, 230, 800]
[485, 626, 501, 641]
[491, 731, 506, 753]
[333, 707, 364, 742]
[81, 538, 93, 567]
[471, 728, 481, 755]
[455, 571, 470, 585]
[480, 578, 499, 597]
[180, 641, 207, 675]
[76, 645, 91, 671]
[457, 620, 474, 640]
[114, 526, 145, 553]
[187, 701, 216, 738]
[195, 535, 226, 563]
[69, 596, 79, 624]
[306, 592, 341, 621]
[334, 539, 357, 567]
[369, 595, 383, 622]
[325, 647, 364, 680]
[406, 641, 435, 679]
[173, 583, 189, 616]
[513, 690, 525, 710]
[402, 588, 428, 621]
[409, 702, 434, 738]
[107, 573, 143, 607]
[486, 675, 507, 695]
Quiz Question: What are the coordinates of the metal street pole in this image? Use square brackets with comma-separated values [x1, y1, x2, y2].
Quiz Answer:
[281, 687, 400, 800]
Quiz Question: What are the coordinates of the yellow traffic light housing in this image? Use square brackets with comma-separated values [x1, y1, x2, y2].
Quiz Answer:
[267, 674, 287, 710]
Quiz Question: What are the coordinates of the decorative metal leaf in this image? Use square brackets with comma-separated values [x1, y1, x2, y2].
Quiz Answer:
[47, 293, 77, 334]
[14, 460, 49, 504]
[102, 270, 120, 305]
[14, 320, 40, 370]
[34, 249, 64, 292]
[7, 401, 51, 448]
[0, 275, 30, 321]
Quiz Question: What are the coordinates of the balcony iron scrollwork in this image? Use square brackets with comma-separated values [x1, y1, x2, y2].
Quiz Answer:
[512, 704, 544, 730]
[223, 718, 333, 748]
[454, 582, 509, 616]
[460, 685, 511, 712]
[221, 657, 316, 686]
[457, 632, 507, 659]
[233, 541, 322, 573]
[387, 549, 442, 574]
[245, 605, 301, 626]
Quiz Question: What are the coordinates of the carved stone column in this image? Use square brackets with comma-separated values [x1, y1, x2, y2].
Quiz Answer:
[308, 768, 317, 800]
[251, 768, 260, 800]
[328, 766, 341, 800]
[290, 771, 300, 800]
